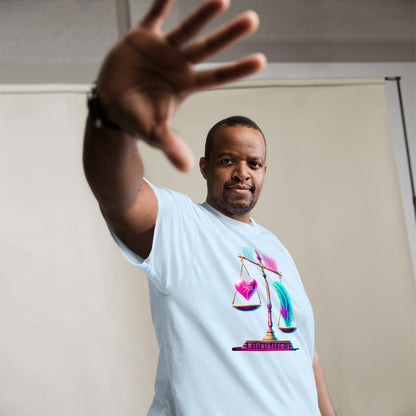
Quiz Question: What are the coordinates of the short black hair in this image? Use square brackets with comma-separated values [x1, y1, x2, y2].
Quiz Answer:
[204, 115, 266, 160]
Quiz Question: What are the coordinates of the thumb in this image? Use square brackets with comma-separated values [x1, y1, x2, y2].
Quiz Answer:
[153, 123, 195, 172]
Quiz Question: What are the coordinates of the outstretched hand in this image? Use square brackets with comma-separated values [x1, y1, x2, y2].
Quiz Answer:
[96, 0, 266, 171]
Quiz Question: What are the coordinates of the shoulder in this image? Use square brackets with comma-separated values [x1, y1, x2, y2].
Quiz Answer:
[147, 179, 194, 205]
[253, 220, 293, 257]
[145, 179, 201, 220]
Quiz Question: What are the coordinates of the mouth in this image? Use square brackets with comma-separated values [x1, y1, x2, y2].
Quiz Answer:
[225, 185, 255, 194]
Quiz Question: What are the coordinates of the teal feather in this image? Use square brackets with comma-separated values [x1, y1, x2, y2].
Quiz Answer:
[271, 281, 294, 326]
[242, 247, 256, 262]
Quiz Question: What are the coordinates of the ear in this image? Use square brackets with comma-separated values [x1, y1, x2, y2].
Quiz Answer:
[199, 157, 208, 179]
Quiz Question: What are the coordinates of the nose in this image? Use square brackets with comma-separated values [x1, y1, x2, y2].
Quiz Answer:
[232, 161, 250, 182]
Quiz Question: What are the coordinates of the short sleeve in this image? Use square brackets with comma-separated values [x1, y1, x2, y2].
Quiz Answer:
[107, 179, 197, 294]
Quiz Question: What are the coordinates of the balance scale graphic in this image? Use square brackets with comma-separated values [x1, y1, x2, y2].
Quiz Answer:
[232, 249, 298, 351]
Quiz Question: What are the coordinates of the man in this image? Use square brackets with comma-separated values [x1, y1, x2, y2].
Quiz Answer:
[83, 0, 336, 414]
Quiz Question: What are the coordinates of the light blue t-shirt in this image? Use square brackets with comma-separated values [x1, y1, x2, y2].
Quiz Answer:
[109, 180, 320, 416]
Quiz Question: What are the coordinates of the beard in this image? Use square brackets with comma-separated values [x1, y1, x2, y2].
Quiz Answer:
[219, 189, 258, 216]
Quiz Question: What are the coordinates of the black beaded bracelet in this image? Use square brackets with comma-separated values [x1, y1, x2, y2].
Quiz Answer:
[87, 85, 122, 132]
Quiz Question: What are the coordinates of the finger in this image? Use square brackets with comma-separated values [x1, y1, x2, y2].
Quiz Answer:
[183, 10, 259, 64]
[151, 122, 195, 172]
[194, 53, 267, 90]
[139, 0, 172, 32]
[166, 0, 229, 47]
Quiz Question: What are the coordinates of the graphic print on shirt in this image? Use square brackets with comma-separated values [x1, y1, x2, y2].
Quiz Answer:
[232, 247, 299, 351]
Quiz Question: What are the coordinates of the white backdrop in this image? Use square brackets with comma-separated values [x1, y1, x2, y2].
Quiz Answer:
[0, 79, 414, 415]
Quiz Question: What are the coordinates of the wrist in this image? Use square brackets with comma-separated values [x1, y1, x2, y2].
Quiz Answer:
[87, 84, 123, 132]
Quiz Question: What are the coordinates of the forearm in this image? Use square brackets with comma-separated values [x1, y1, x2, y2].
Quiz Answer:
[313, 348, 336, 416]
[82, 117, 144, 216]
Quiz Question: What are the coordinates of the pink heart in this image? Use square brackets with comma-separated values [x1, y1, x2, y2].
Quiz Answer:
[234, 278, 258, 301]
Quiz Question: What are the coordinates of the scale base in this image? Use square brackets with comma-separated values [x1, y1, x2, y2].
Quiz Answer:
[232, 340, 298, 351]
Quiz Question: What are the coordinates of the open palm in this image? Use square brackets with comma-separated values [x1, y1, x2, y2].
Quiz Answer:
[96, 0, 266, 171]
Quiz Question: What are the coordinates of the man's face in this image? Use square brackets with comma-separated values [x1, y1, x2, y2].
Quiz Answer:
[200, 125, 267, 224]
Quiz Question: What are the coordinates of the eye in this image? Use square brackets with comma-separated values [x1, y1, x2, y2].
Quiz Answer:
[250, 161, 262, 169]
[220, 158, 233, 165]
